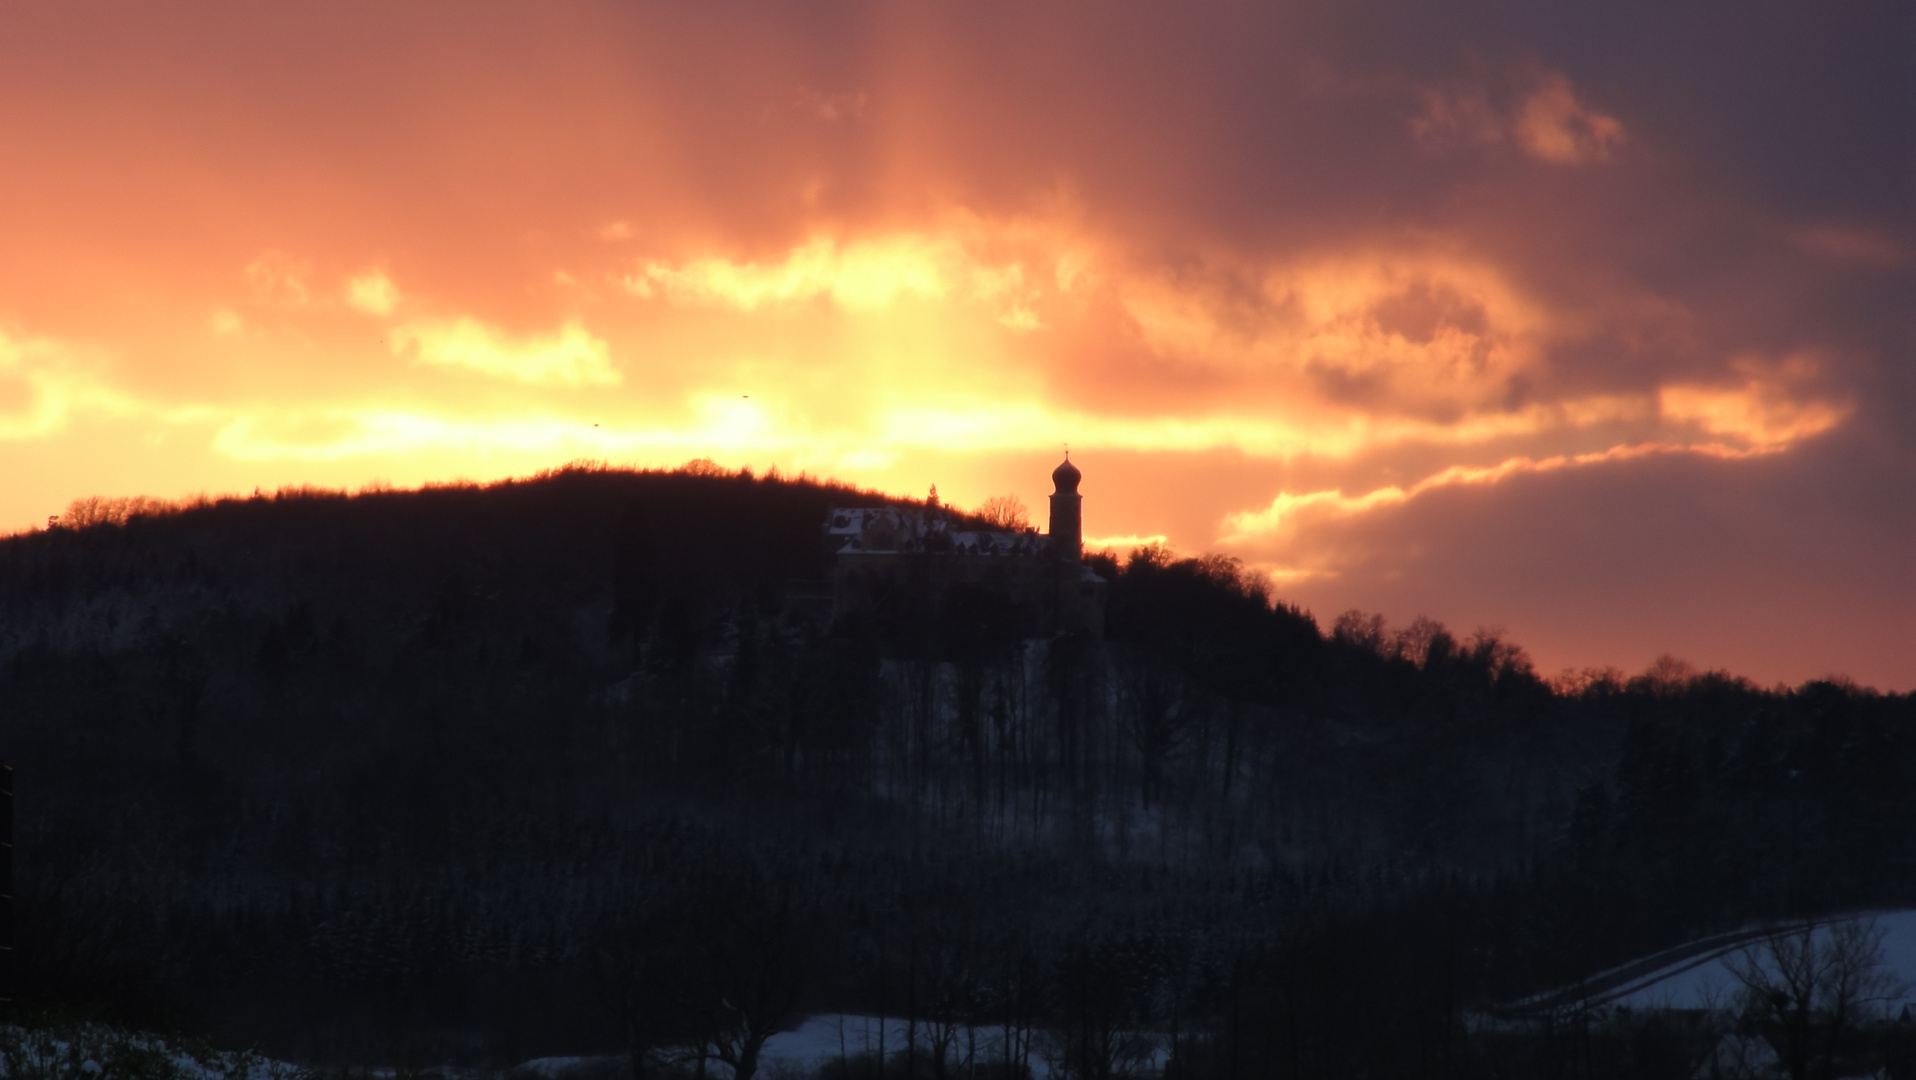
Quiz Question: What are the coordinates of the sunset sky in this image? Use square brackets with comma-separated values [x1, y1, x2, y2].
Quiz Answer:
[2, 1, 1910, 688]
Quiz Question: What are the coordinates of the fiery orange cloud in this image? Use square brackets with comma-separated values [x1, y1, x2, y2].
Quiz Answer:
[1222, 440, 1773, 551]
[1221, 355, 1852, 578]
[1084, 533, 1171, 553]
[346, 271, 401, 316]
[0, 328, 168, 440]
[627, 234, 1046, 334]
[390, 318, 620, 387]
[1660, 370, 1851, 449]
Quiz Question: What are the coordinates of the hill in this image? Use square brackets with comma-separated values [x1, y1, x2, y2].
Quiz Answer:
[2, 463, 1913, 1077]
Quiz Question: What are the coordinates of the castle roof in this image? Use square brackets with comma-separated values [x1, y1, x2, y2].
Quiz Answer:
[824, 506, 1044, 557]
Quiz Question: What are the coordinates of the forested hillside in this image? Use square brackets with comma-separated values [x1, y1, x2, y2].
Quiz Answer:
[2, 463, 1912, 1078]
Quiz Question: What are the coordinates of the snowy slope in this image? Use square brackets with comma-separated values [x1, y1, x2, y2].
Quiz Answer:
[1493, 909, 1916, 1019]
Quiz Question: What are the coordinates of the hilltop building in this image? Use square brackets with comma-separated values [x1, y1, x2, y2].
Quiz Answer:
[823, 457, 1105, 640]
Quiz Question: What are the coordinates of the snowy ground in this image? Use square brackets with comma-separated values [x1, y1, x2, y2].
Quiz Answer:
[761, 1015, 1000, 1074]
[0, 1015, 1160, 1080]
[516, 1015, 1170, 1080]
[0, 1023, 309, 1080]
[760, 1014, 1111, 1078]
[1491, 909, 1916, 1019]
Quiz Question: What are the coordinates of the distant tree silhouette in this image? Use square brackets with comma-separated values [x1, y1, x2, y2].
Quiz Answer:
[976, 495, 1031, 532]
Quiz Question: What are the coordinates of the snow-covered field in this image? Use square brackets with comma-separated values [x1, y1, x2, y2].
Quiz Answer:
[1494, 909, 1916, 1018]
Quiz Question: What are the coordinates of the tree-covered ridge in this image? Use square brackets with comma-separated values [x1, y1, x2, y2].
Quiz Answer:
[1, 463, 1910, 1078]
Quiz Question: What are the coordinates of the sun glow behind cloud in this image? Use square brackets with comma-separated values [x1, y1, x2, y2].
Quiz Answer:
[6, 213, 1859, 518]
[139, 211, 1852, 483]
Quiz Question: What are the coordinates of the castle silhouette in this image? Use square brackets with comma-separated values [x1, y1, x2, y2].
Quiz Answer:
[823, 456, 1106, 639]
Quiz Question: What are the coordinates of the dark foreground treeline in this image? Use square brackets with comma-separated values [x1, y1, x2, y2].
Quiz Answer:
[1, 464, 1912, 1079]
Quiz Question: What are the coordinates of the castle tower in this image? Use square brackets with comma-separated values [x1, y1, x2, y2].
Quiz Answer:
[1049, 455, 1083, 561]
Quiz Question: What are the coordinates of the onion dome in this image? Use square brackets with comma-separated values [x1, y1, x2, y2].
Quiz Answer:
[1051, 455, 1082, 494]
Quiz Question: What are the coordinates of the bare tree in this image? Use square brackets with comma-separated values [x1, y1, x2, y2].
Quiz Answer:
[689, 873, 808, 1080]
[1727, 917, 1907, 1080]
[1051, 931, 1165, 1080]
[692, 886, 808, 1080]
[1331, 610, 1389, 655]
[615, 865, 811, 1080]
[1391, 616, 1452, 668]
[976, 496, 1030, 532]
